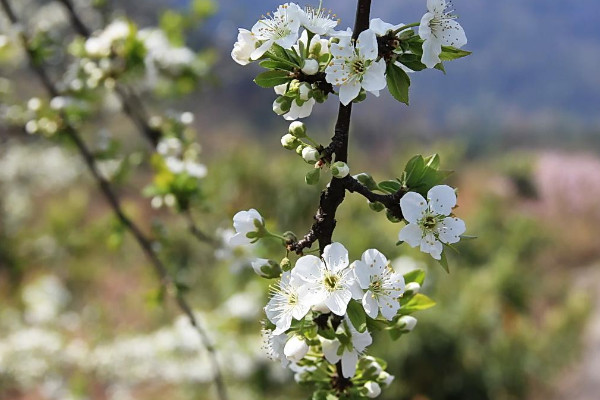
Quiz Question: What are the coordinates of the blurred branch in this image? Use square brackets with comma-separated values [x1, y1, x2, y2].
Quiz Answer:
[0, 2, 228, 399]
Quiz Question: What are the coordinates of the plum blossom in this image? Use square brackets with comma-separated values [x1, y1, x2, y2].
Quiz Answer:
[369, 18, 404, 37]
[291, 242, 361, 316]
[398, 185, 466, 260]
[325, 29, 386, 105]
[229, 209, 265, 246]
[321, 318, 372, 378]
[265, 272, 311, 334]
[231, 29, 259, 65]
[284, 335, 309, 362]
[419, 0, 467, 68]
[250, 3, 302, 60]
[300, 2, 339, 35]
[353, 249, 405, 320]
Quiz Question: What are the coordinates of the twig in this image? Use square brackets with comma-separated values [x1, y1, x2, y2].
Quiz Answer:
[0, 2, 228, 399]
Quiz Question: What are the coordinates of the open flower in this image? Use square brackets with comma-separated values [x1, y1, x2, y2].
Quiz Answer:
[300, 2, 339, 35]
[291, 242, 361, 316]
[325, 29, 386, 106]
[250, 3, 302, 60]
[353, 249, 405, 320]
[231, 28, 259, 65]
[321, 318, 372, 378]
[418, 0, 467, 68]
[398, 185, 466, 260]
[229, 209, 265, 246]
[265, 272, 311, 334]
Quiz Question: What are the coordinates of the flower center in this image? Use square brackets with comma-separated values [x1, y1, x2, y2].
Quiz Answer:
[423, 215, 437, 229]
[352, 59, 366, 75]
[323, 273, 340, 291]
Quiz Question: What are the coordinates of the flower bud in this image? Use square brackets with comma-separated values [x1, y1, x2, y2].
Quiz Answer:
[378, 372, 395, 387]
[309, 41, 322, 57]
[405, 282, 421, 294]
[331, 161, 349, 178]
[280, 257, 292, 272]
[354, 172, 378, 191]
[288, 121, 306, 138]
[296, 144, 305, 156]
[302, 147, 320, 163]
[369, 201, 385, 212]
[251, 258, 282, 279]
[312, 87, 327, 103]
[273, 96, 292, 115]
[298, 83, 311, 101]
[301, 58, 319, 75]
[305, 168, 320, 185]
[364, 382, 382, 398]
[281, 134, 301, 150]
[398, 315, 417, 332]
[284, 336, 309, 363]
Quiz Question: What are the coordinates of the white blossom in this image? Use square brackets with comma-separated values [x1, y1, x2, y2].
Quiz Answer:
[291, 242, 361, 316]
[283, 336, 309, 362]
[398, 185, 466, 260]
[369, 18, 404, 37]
[365, 381, 382, 398]
[300, 2, 339, 35]
[284, 97, 315, 121]
[419, 0, 467, 68]
[398, 315, 417, 332]
[353, 249, 405, 320]
[321, 319, 372, 378]
[229, 209, 264, 246]
[265, 272, 311, 334]
[231, 28, 259, 65]
[250, 3, 302, 60]
[325, 29, 386, 105]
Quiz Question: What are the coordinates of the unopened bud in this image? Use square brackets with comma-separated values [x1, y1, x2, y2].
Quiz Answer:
[305, 168, 320, 185]
[280, 257, 292, 272]
[301, 58, 319, 75]
[296, 144, 305, 155]
[355, 173, 378, 191]
[405, 282, 421, 294]
[251, 258, 282, 279]
[302, 147, 319, 163]
[298, 83, 311, 101]
[273, 96, 292, 115]
[289, 121, 306, 138]
[364, 382, 382, 398]
[309, 41, 322, 57]
[284, 336, 309, 362]
[331, 161, 349, 178]
[378, 372, 395, 386]
[281, 134, 301, 150]
[398, 315, 417, 332]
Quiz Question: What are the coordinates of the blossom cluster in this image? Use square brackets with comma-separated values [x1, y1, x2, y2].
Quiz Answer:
[232, 0, 468, 118]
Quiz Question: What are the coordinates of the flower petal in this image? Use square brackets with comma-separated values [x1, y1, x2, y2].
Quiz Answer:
[398, 223, 423, 247]
[354, 260, 371, 289]
[361, 249, 388, 277]
[400, 192, 428, 223]
[229, 232, 251, 246]
[362, 292, 379, 319]
[250, 39, 273, 60]
[291, 255, 323, 283]
[325, 289, 352, 316]
[341, 350, 359, 378]
[323, 242, 349, 272]
[438, 217, 466, 244]
[361, 59, 387, 93]
[427, 185, 457, 216]
[440, 19, 467, 48]
[356, 29, 378, 61]
[338, 79, 362, 106]
[427, 0, 447, 13]
[378, 295, 400, 320]
[321, 338, 341, 364]
[421, 37, 442, 69]
[369, 18, 403, 36]
[420, 233, 443, 260]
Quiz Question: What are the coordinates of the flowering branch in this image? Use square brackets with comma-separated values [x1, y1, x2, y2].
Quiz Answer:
[0, 2, 227, 399]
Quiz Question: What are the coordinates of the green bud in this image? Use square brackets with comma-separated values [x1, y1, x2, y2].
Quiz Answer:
[309, 41, 322, 58]
[331, 161, 349, 178]
[296, 144, 305, 155]
[305, 168, 320, 185]
[302, 146, 320, 163]
[369, 201, 385, 212]
[288, 121, 306, 138]
[281, 133, 301, 150]
[355, 172, 378, 191]
[283, 231, 298, 244]
[280, 257, 292, 272]
[386, 209, 401, 223]
[251, 259, 282, 279]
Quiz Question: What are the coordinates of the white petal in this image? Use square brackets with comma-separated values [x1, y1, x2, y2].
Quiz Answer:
[440, 19, 467, 48]
[338, 79, 362, 106]
[321, 339, 341, 364]
[351, 328, 373, 352]
[228, 232, 251, 246]
[427, 185, 457, 215]
[325, 289, 352, 316]
[284, 98, 315, 121]
[275, 32, 300, 49]
[341, 350, 359, 378]
[438, 217, 466, 244]
[291, 302, 311, 320]
[400, 192, 428, 223]
[398, 223, 423, 247]
[361, 60, 387, 93]
[330, 38, 353, 58]
[291, 255, 323, 283]
[354, 261, 371, 289]
[356, 29, 378, 61]
[272, 313, 292, 335]
[323, 242, 349, 272]
[421, 37, 442, 69]
[418, 13, 435, 40]
[427, 0, 447, 13]
[250, 39, 273, 60]
[362, 249, 387, 277]
[420, 234, 443, 260]
[362, 292, 379, 319]
[349, 279, 365, 300]
[378, 295, 400, 320]
[369, 18, 403, 36]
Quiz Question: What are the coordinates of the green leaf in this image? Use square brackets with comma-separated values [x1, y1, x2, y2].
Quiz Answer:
[396, 53, 427, 72]
[388, 326, 406, 341]
[439, 46, 472, 61]
[400, 293, 436, 314]
[347, 300, 368, 332]
[425, 153, 440, 169]
[378, 180, 402, 194]
[386, 63, 411, 105]
[305, 168, 320, 185]
[258, 59, 295, 71]
[438, 251, 450, 273]
[403, 269, 425, 285]
[253, 70, 291, 88]
[404, 155, 426, 187]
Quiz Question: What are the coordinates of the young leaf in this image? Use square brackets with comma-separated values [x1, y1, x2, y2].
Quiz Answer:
[347, 299, 368, 332]
[259, 59, 295, 71]
[378, 179, 402, 194]
[386, 63, 411, 105]
[254, 70, 291, 88]
[403, 269, 425, 285]
[404, 155, 426, 187]
[400, 293, 436, 314]
[439, 46, 472, 61]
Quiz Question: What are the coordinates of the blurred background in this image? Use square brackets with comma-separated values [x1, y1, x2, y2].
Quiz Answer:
[1, 0, 599, 399]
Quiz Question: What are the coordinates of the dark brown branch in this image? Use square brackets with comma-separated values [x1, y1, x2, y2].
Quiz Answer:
[0, 2, 228, 400]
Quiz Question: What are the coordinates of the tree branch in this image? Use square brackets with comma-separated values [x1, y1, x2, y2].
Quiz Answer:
[0, 2, 227, 399]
